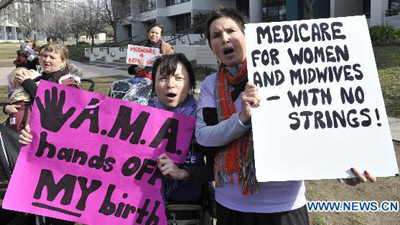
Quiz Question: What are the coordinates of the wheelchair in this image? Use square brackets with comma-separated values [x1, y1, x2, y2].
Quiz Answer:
[165, 183, 216, 225]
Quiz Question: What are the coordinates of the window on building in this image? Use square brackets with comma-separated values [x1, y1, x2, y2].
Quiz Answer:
[140, 0, 156, 13]
[167, 0, 190, 7]
[125, 0, 131, 16]
[6, 27, 12, 40]
[175, 13, 191, 33]
[262, 0, 286, 22]
[363, 0, 371, 18]
[389, 0, 400, 16]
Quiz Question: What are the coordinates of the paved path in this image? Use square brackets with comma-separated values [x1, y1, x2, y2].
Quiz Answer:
[67, 60, 128, 79]
[389, 117, 400, 142]
[0, 62, 399, 141]
[0, 60, 128, 86]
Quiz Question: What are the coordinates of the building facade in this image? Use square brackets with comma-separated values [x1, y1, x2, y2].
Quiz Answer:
[0, 0, 74, 42]
[117, 0, 236, 42]
[0, 3, 24, 42]
[117, 0, 398, 43]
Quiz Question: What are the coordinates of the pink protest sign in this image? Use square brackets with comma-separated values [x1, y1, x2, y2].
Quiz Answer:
[3, 81, 196, 225]
[126, 45, 160, 66]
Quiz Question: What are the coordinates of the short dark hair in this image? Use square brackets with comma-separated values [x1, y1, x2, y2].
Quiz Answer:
[47, 37, 55, 42]
[151, 53, 196, 93]
[205, 6, 248, 49]
[147, 23, 165, 36]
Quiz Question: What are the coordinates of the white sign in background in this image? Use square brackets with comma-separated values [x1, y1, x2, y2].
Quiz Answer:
[245, 16, 399, 182]
[126, 44, 160, 66]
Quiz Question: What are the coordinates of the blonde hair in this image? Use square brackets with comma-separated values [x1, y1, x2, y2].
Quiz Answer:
[25, 38, 36, 48]
[8, 68, 38, 86]
[40, 43, 69, 61]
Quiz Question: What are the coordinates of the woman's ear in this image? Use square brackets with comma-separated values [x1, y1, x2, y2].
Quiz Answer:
[60, 60, 67, 71]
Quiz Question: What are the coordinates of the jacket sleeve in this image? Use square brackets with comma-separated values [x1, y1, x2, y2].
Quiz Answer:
[183, 143, 214, 184]
[22, 78, 37, 102]
[195, 108, 251, 147]
[161, 41, 174, 55]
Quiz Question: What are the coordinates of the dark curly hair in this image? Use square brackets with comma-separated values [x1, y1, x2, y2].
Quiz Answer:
[205, 6, 248, 49]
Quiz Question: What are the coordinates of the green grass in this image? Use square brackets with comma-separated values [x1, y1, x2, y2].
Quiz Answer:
[67, 44, 90, 62]
[373, 46, 400, 118]
[0, 42, 20, 67]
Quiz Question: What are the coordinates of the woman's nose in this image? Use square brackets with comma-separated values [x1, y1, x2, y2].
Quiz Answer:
[166, 78, 175, 88]
[221, 32, 230, 43]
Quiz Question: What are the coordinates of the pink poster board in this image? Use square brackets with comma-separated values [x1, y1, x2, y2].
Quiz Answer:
[3, 81, 196, 225]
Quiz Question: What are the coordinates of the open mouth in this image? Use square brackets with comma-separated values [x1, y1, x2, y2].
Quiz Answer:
[223, 48, 234, 55]
[167, 93, 177, 98]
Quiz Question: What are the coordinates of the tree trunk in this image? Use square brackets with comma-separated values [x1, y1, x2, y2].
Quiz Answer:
[92, 35, 95, 46]
[113, 26, 117, 43]
[302, 0, 315, 19]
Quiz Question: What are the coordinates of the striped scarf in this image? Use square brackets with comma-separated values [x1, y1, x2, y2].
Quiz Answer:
[214, 59, 258, 195]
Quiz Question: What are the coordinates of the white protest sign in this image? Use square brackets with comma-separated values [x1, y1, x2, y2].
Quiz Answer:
[245, 16, 399, 182]
[126, 45, 160, 66]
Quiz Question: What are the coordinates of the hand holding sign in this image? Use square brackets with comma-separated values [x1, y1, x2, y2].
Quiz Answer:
[239, 83, 261, 124]
[158, 153, 189, 180]
[135, 62, 146, 73]
[342, 168, 377, 186]
[19, 124, 32, 145]
[35, 86, 76, 132]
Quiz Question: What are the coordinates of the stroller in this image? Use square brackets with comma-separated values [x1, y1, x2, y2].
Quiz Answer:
[165, 183, 216, 225]
[109, 77, 153, 105]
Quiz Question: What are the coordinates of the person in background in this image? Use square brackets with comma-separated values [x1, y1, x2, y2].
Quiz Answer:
[14, 41, 38, 71]
[25, 38, 36, 49]
[25, 38, 38, 70]
[195, 7, 377, 225]
[47, 36, 55, 44]
[16, 43, 82, 98]
[110, 24, 174, 104]
[127, 23, 174, 79]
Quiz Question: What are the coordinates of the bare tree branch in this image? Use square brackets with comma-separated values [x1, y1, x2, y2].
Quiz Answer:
[0, 0, 16, 11]
[78, 0, 107, 46]
[99, 0, 130, 43]
[0, 0, 65, 12]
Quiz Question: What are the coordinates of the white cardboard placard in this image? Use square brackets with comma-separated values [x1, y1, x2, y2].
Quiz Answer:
[126, 44, 160, 66]
[245, 16, 399, 182]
